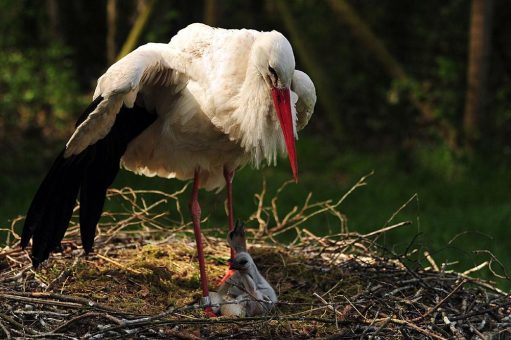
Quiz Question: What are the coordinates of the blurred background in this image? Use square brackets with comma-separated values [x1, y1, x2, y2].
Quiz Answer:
[1, 0, 510, 288]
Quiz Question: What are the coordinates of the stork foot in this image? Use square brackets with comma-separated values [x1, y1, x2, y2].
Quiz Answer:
[204, 306, 217, 318]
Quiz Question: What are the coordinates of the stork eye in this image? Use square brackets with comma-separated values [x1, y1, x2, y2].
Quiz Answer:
[239, 259, 248, 265]
[268, 66, 278, 80]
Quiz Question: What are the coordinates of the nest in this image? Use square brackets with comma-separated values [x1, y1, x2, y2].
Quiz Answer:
[1, 175, 510, 338]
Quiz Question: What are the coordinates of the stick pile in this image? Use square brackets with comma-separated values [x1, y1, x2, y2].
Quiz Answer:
[1, 177, 509, 338]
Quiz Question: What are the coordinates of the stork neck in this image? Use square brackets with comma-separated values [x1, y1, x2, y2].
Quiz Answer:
[225, 62, 283, 166]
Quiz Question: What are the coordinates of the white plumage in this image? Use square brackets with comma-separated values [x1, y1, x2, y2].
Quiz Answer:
[23, 23, 316, 314]
[65, 23, 316, 190]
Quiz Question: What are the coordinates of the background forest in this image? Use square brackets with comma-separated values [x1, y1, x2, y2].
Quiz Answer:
[0, 0, 510, 289]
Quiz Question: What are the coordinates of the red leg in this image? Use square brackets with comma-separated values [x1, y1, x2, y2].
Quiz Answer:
[219, 166, 236, 287]
[189, 168, 215, 317]
[223, 166, 235, 259]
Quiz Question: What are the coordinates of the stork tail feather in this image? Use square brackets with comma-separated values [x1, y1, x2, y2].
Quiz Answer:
[22, 98, 156, 266]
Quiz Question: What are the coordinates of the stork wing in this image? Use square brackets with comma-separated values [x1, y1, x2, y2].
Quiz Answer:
[291, 70, 316, 131]
[22, 43, 187, 265]
[65, 43, 187, 157]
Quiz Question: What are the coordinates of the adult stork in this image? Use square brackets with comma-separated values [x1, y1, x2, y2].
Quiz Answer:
[21, 23, 316, 311]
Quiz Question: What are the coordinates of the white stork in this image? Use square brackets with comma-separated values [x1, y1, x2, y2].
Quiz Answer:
[21, 23, 316, 314]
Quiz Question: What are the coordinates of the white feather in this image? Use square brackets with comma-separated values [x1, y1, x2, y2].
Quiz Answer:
[64, 23, 317, 190]
[292, 70, 317, 131]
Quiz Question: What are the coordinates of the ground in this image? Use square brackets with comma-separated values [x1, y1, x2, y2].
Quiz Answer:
[1, 186, 510, 338]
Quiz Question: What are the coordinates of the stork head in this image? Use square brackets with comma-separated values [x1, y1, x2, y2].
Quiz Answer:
[252, 32, 298, 181]
[229, 252, 257, 274]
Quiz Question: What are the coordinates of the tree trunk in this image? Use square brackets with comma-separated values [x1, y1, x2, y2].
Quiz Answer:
[106, 0, 117, 64]
[464, 0, 494, 145]
[117, 0, 156, 61]
[46, 0, 60, 41]
[275, 0, 343, 136]
[203, 0, 219, 27]
[327, 0, 459, 151]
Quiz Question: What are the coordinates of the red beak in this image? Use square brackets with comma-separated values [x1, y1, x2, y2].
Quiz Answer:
[271, 87, 298, 182]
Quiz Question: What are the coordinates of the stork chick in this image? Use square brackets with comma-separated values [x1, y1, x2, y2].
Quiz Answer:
[210, 221, 277, 317]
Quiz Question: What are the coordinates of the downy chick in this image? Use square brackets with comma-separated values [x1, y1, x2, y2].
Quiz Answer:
[211, 221, 277, 316]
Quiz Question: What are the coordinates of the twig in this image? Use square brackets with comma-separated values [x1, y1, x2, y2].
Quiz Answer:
[95, 253, 143, 274]
[412, 279, 466, 321]
[463, 261, 489, 276]
[47, 312, 123, 334]
[424, 250, 440, 272]
[0, 293, 82, 309]
[0, 320, 11, 339]
[362, 221, 412, 238]
[0, 312, 39, 335]
[313, 292, 347, 319]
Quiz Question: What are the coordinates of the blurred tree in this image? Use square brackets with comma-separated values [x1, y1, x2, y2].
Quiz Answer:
[117, 0, 156, 60]
[327, 0, 458, 151]
[46, 0, 61, 41]
[0, 0, 510, 159]
[0, 1, 83, 140]
[464, 0, 494, 145]
[203, 0, 219, 26]
[274, 0, 342, 137]
[107, 0, 118, 64]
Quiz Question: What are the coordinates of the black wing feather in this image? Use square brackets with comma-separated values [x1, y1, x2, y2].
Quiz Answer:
[20, 96, 102, 250]
[79, 104, 156, 253]
[22, 98, 156, 266]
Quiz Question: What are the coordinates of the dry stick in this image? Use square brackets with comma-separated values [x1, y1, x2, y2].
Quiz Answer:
[383, 193, 418, 227]
[0, 265, 31, 283]
[424, 250, 440, 272]
[468, 321, 488, 340]
[272, 171, 373, 237]
[0, 320, 11, 339]
[462, 261, 489, 276]
[474, 249, 511, 280]
[102, 199, 168, 244]
[383, 317, 446, 340]
[302, 229, 329, 247]
[313, 292, 347, 320]
[47, 312, 123, 334]
[460, 275, 506, 295]
[339, 295, 365, 320]
[0, 312, 38, 335]
[8, 216, 24, 244]
[319, 221, 411, 265]
[0, 247, 25, 258]
[123, 183, 189, 198]
[46, 257, 79, 291]
[14, 310, 69, 317]
[371, 314, 392, 338]
[95, 253, 143, 274]
[362, 221, 412, 238]
[324, 202, 348, 234]
[449, 300, 511, 322]
[250, 179, 268, 237]
[159, 329, 200, 340]
[85, 315, 354, 339]
[412, 279, 467, 322]
[0, 292, 133, 316]
[0, 293, 82, 309]
[268, 179, 295, 233]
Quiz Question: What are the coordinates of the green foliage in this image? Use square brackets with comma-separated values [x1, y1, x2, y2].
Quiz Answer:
[412, 143, 465, 180]
[0, 44, 83, 136]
